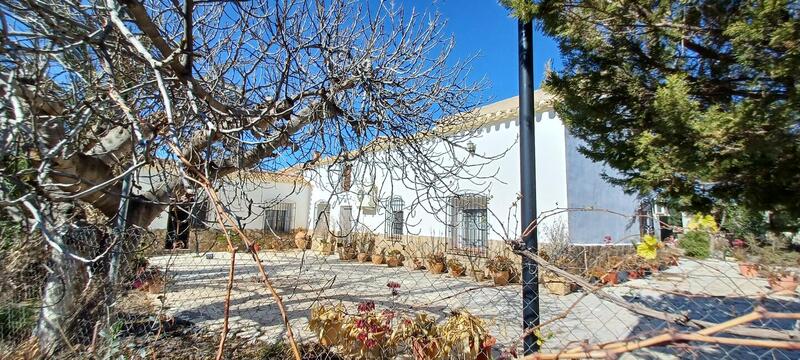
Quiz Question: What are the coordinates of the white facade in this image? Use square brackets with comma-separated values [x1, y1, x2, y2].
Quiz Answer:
[304, 92, 642, 246]
[142, 91, 642, 246]
[140, 167, 311, 234]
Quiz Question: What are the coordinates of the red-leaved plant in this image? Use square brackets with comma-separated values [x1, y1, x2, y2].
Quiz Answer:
[345, 301, 396, 356]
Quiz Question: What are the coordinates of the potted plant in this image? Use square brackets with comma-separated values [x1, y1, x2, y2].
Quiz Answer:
[440, 310, 494, 360]
[472, 268, 486, 282]
[764, 268, 798, 295]
[371, 248, 386, 265]
[731, 240, 759, 278]
[486, 255, 513, 286]
[355, 232, 375, 263]
[611, 255, 627, 277]
[540, 244, 577, 295]
[308, 304, 346, 347]
[601, 270, 619, 284]
[447, 258, 465, 277]
[318, 234, 335, 255]
[343, 301, 395, 359]
[542, 270, 575, 295]
[338, 243, 357, 261]
[407, 257, 426, 270]
[588, 263, 620, 285]
[426, 253, 446, 274]
[386, 249, 403, 267]
[390, 313, 443, 360]
[294, 230, 309, 250]
[623, 257, 645, 280]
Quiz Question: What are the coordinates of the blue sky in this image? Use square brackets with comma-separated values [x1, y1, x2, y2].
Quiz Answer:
[402, 0, 563, 103]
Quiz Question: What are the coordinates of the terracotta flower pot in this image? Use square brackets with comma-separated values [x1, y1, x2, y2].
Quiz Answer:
[543, 274, 574, 295]
[601, 271, 619, 285]
[319, 242, 335, 255]
[294, 232, 308, 250]
[408, 258, 425, 270]
[428, 262, 445, 274]
[472, 270, 486, 282]
[412, 339, 439, 360]
[738, 262, 759, 278]
[769, 275, 798, 295]
[357, 252, 370, 262]
[372, 254, 385, 265]
[338, 249, 356, 261]
[387, 256, 402, 267]
[492, 270, 510, 286]
[449, 266, 465, 277]
[627, 269, 644, 280]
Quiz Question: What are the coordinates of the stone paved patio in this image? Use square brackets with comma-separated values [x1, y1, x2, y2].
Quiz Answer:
[147, 251, 800, 358]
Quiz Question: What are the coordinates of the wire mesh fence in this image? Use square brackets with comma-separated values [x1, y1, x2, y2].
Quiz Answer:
[3, 210, 798, 360]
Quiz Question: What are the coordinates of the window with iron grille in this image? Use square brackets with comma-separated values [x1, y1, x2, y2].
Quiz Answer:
[264, 203, 295, 233]
[446, 195, 489, 257]
[384, 196, 404, 242]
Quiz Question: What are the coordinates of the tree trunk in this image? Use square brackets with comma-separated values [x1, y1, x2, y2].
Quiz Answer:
[36, 202, 82, 355]
[35, 202, 111, 356]
[37, 244, 84, 356]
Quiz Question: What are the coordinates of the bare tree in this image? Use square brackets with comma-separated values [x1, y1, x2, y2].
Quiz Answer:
[0, 0, 486, 354]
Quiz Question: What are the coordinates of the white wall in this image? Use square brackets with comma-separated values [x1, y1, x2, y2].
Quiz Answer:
[136, 165, 311, 231]
[212, 178, 311, 231]
[303, 104, 570, 244]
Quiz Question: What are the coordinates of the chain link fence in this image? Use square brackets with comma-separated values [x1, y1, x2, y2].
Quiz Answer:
[3, 210, 798, 359]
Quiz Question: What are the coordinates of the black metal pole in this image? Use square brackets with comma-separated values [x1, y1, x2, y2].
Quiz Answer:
[519, 19, 540, 354]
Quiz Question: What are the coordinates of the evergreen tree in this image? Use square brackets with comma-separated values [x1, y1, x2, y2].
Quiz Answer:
[506, 1, 800, 217]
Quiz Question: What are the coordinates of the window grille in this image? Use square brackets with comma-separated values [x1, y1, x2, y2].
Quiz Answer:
[446, 194, 489, 257]
[264, 203, 295, 233]
[384, 197, 404, 242]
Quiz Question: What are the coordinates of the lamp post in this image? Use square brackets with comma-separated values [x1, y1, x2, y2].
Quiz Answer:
[518, 18, 540, 354]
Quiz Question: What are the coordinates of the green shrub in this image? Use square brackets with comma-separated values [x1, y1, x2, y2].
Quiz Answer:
[721, 203, 767, 241]
[679, 230, 711, 259]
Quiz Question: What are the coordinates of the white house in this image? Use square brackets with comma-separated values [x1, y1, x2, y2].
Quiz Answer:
[144, 90, 643, 252]
[138, 165, 311, 248]
[304, 90, 643, 255]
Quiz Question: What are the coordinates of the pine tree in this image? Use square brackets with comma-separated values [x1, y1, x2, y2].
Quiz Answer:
[506, 0, 799, 218]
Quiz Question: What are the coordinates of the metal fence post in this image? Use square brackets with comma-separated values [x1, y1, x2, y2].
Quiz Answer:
[518, 18, 540, 354]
